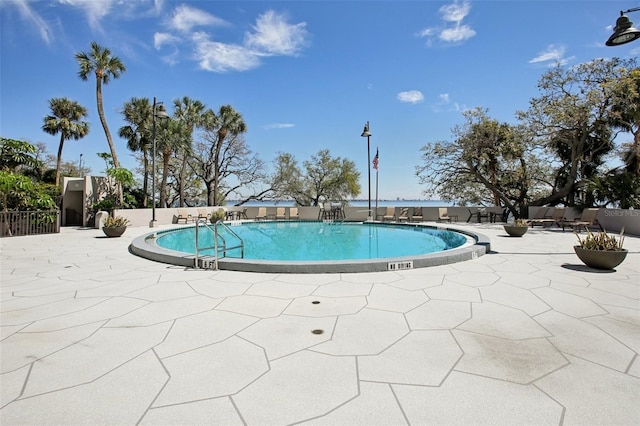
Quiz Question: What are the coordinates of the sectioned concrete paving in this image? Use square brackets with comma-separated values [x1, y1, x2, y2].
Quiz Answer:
[1, 223, 639, 425]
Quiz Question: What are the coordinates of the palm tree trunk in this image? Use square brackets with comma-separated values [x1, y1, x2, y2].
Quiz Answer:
[96, 76, 123, 205]
[142, 150, 149, 207]
[55, 134, 64, 187]
[635, 128, 639, 176]
[179, 153, 187, 207]
[213, 132, 226, 206]
[95, 78, 119, 168]
[161, 152, 170, 208]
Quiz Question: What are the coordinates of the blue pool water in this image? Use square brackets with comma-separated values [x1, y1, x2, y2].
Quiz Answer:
[156, 221, 468, 261]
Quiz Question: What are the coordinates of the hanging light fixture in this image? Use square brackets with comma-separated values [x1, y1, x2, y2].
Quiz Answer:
[360, 121, 372, 221]
[606, 8, 640, 46]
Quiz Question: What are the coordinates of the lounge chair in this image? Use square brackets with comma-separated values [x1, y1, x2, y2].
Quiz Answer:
[237, 207, 248, 220]
[255, 207, 268, 221]
[486, 206, 507, 223]
[289, 207, 299, 220]
[561, 208, 602, 232]
[396, 207, 409, 222]
[411, 207, 423, 222]
[276, 207, 286, 220]
[526, 207, 552, 226]
[176, 208, 192, 224]
[380, 207, 395, 222]
[529, 207, 566, 228]
[438, 208, 457, 222]
[197, 208, 209, 221]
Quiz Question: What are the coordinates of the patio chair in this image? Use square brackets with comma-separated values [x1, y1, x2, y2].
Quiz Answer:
[255, 207, 268, 221]
[561, 208, 602, 232]
[319, 202, 334, 220]
[331, 202, 345, 219]
[396, 207, 410, 222]
[529, 207, 566, 228]
[197, 208, 210, 221]
[275, 207, 286, 220]
[486, 206, 508, 223]
[437, 208, 457, 222]
[526, 207, 552, 226]
[380, 207, 395, 222]
[289, 207, 299, 220]
[475, 208, 489, 223]
[550, 208, 567, 227]
[176, 208, 192, 224]
[411, 207, 423, 222]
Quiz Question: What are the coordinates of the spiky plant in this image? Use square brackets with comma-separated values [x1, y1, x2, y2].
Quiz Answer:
[103, 216, 130, 228]
[576, 228, 625, 251]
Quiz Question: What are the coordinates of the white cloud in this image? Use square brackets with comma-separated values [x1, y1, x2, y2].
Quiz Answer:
[59, 0, 115, 32]
[440, 25, 476, 42]
[192, 32, 260, 72]
[244, 10, 309, 56]
[169, 4, 228, 33]
[439, 1, 471, 23]
[264, 123, 295, 129]
[432, 93, 464, 113]
[397, 90, 424, 104]
[529, 44, 567, 65]
[417, 0, 475, 46]
[154, 32, 180, 65]
[154, 32, 180, 49]
[7, 0, 54, 43]
[416, 27, 437, 38]
[159, 8, 309, 72]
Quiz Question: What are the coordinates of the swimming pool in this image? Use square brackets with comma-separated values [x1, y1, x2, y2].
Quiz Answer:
[130, 221, 490, 273]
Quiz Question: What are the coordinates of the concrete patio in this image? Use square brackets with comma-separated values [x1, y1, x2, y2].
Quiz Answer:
[1, 223, 639, 425]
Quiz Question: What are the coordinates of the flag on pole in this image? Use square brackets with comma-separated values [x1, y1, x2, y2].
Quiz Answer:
[372, 148, 379, 171]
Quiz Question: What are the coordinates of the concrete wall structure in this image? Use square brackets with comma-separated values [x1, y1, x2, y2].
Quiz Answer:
[61, 176, 109, 227]
[110, 205, 640, 236]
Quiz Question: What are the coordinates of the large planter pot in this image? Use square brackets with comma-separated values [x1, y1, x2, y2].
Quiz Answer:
[574, 246, 628, 270]
[503, 225, 528, 237]
[102, 226, 127, 238]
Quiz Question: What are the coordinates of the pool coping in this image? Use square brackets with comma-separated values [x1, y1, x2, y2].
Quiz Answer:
[129, 221, 491, 273]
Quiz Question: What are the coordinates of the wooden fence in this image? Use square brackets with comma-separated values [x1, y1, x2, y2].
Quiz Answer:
[0, 210, 60, 237]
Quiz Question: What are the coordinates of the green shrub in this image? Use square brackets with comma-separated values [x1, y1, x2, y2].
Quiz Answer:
[103, 216, 130, 228]
[210, 208, 226, 223]
[576, 228, 624, 251]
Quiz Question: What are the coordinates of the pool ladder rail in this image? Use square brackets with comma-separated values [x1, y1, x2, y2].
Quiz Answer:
[194, 219, 244, 269]
[331, 209, 374, 226]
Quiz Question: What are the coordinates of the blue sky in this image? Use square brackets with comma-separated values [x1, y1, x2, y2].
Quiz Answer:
[2, 0, 639, 200]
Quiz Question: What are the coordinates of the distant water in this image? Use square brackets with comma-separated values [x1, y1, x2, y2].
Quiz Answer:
[228, 199, 454, 207]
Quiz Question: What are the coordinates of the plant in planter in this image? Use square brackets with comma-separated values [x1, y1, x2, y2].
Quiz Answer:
[574, 228, 627, 270]
[209, 208, 226, 224]
[102, 215, 130, 237]
[504, 218, 528, 237]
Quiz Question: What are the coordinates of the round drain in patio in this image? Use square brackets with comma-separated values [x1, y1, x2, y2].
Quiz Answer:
[311, 329, 324, 334]
[312, 301, 320, 304]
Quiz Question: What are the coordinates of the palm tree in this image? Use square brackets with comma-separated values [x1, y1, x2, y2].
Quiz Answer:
[42, 98, 90, 186]
[173, 97, 210, 206]
[155, 119, 191, 207]
[75, 41, 126, 169]
[213, 105, 247, 205]
[119, 97, 152, 206]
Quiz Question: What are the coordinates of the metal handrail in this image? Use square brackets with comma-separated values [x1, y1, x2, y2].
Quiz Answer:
[194, 219, 244, 269]
[335, 209, 374, 225]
